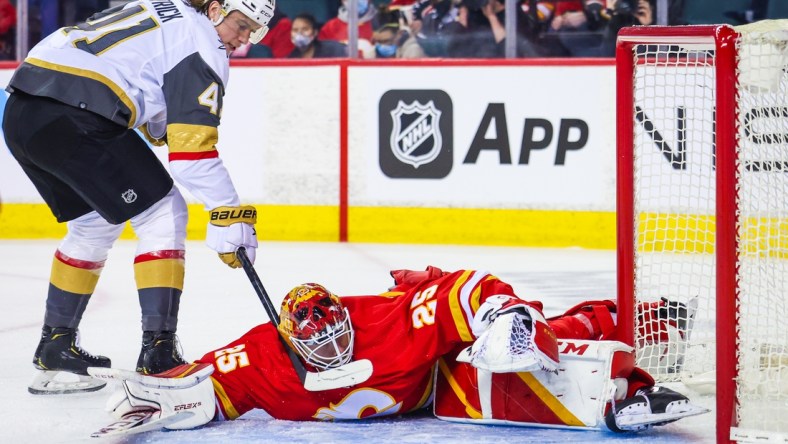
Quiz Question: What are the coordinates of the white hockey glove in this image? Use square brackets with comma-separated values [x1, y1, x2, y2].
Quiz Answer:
[206, 205, 258, 268]
[461, 296, 560, 373]
[102, 364, 216, 431]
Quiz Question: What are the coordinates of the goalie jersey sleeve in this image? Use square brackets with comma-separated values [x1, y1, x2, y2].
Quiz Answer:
[197, 269, 545, 421]
[6, 0, 240, 209]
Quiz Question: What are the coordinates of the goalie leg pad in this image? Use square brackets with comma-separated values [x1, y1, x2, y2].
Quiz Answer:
[104, 363, 216, 431]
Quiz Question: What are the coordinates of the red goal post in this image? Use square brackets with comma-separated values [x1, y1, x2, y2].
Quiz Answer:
[616, 22, 788, 443]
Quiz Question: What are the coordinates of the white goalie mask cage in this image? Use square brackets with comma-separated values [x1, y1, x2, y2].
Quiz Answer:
[290, 308, 355, 371]
[219, 0, 275, 43]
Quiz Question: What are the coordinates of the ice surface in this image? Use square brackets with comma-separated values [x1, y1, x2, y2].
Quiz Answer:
[0, 240, 714, 443]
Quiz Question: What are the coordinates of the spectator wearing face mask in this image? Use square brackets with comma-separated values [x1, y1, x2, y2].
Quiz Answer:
[319, 0, 377, 43]
[289, 13, 349, 58]
[372, 23, 400, 58]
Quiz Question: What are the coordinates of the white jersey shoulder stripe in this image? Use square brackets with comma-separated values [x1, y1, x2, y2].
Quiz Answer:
[458, 271, 491, 325]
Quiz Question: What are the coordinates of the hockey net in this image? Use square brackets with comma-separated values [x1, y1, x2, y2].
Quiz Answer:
[616, 21, 788, 443]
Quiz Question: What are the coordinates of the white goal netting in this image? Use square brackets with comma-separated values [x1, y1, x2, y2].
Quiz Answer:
[626, 20, 788, 439]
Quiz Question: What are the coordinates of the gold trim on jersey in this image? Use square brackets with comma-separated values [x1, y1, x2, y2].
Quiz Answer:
[24, 57, 138, 127]
[133, 258, 185, 290]
[448, 270, 474, 342]
[515, 372, 585, 426]
[50, 256, 102, 295]
[211, 377, 241, 420]
[436, 358, 482, 419]
[167, 123, 219, 154]
[65, 5, 160, 56]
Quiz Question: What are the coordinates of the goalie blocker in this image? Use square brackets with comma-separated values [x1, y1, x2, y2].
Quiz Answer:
[435, 339, 709, 432]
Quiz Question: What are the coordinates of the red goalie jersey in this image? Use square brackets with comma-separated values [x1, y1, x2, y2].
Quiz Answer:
[196, 268, 619, 421]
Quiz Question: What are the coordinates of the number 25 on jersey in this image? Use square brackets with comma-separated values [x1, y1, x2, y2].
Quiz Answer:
[410, 285, 438, 329]
[214, 344, 250, 374]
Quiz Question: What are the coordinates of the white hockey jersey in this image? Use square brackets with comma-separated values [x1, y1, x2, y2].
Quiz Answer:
[8, 0, 241, 209]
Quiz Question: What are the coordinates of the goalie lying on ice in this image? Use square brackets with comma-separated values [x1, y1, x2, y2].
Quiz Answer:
[91, 266, 708, 436]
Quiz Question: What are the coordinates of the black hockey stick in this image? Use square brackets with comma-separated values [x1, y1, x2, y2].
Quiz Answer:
[236, 247, 374, 391]
[236, 247, 308, 383]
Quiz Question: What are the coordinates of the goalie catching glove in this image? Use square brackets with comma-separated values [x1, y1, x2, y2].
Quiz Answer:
[461, 295, 560, 373]
[206, 205, 258, 268]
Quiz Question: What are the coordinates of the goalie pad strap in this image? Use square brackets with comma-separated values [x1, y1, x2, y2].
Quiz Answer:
[592, 305, 617, 340]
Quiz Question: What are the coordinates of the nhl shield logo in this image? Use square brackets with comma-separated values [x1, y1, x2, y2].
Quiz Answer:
[379, 89, 452, 178]
[121, 189, 137, 204]
[389, 100, 442, 168]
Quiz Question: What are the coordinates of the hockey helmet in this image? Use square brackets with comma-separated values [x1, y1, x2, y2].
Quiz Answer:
[279, 283, 355, 370]
[218, 0, 275, 43]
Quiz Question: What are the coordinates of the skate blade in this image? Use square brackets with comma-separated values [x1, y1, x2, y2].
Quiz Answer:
[28, 370, 107, 395]
[615, 403, 710, 429]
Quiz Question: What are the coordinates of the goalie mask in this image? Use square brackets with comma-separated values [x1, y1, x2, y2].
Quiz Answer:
[215, 0, 275, 44]
[279, 283, 355, 370]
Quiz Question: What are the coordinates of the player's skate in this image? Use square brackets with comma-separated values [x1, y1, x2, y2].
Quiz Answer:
[136, 331, 187, 375]
[29, 326, 111, 395]
[605, 386, 710, 432]
[462, 300, 559, 373]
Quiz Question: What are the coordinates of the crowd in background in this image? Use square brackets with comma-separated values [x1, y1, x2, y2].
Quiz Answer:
[0, 0, 786, 60]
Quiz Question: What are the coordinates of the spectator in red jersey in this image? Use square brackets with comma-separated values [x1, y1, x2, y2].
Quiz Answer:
[319, 0, 377, 44]
[231, 6, 294, 58]
[289, 13, 348, 58]
[258, 6, 295, 58]
[0, 0, 15, 60]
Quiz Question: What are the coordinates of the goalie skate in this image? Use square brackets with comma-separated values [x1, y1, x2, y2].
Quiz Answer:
[605, 386, 709, 432]
[636, 296, 699, 377]
[29, 370, 106, 395]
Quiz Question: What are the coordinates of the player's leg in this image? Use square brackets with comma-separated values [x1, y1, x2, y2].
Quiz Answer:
[4, 92, 174, 390]
[30, 211, 125, 394]
[3, 93, 121, 393]
[129, 186, 189, 374]
[23, 94, 179, 374]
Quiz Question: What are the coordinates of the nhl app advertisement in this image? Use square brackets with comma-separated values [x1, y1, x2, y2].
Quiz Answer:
[351, 66, 618, 210]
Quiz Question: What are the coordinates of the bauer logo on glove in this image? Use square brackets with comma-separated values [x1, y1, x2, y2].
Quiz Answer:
[206, 205, 258, 268]
[210, 207, 257, 225]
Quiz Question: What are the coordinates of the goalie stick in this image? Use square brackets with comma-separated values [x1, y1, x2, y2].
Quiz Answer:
[236, 248, 373, 391]
[87, 364, 214, 390]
